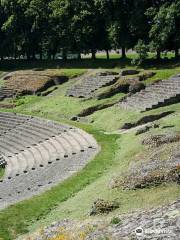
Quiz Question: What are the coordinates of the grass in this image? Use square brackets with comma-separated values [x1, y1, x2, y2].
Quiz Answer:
[0, 60, 179, 239]
[46, 68, 86, 78]
[2, 64, 179, 127]
[0, 71, 5, 87]
[29, 128, 180, 228]
[89, 102, 180, 132]
[4, 78, 125, 121]
[144, 67, 180, 84]
[0, 80, 4, 87]
[0, 168, 4, 179]
[0, 127, 119, 240]
[0, 114, 179, 240]
[0, 52, 179, 71]
[85, 52, 175, 60]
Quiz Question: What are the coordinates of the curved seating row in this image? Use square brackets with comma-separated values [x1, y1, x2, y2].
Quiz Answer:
[0, 112, 99, 209]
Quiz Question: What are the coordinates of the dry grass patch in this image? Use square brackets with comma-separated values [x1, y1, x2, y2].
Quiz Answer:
[111, 139, 180, 190]
[4, 70, 69, 96]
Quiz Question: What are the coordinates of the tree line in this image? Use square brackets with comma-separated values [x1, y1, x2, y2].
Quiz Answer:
[0, 0, 179, 61]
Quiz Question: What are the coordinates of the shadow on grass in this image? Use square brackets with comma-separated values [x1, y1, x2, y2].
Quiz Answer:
[0, 57, 179, 71]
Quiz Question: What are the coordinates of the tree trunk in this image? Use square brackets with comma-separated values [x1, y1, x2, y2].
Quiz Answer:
[78, 52, 81, 60]
[14, 51, 17, 60]
[91, 49, 96, 60]
[62, 49, 67, 61]
[121, 46, 126, 59]
[26, 53, 30, 61]
[39, 51, 43, 60]
[156, 50, 161, 60]
[175, 48, 179, 59]
[32, 52, 36, 60]
[47, 52, 51, 60]
[52, 53, 56, 60]
[106, 49, 109, 60]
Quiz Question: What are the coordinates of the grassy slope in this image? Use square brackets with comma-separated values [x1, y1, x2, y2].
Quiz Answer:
[0, 128, 119, 240]
[0, 71, 5, 176]
[0, 168, 4, 179]
[30, 122, 180, 231]
[0, 61, 5, 179]
[28, 112, 180, 232]
[0, 62, 179, 239]
[3, 65, 180, 124]
[47, 68, 86, 78]
[0, 71, 5, 87]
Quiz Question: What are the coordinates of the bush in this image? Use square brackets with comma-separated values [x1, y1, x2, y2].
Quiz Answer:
[110, 217, 122, 225]
[90, 199, 119, 215]
[132, 40, 149, 65]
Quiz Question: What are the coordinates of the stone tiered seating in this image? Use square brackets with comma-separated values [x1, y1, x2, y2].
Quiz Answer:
[0, 87, 15, 101]
[0, 112, 99, 209]
[66, 73, 118, 98]
[119, 75, 180, 111]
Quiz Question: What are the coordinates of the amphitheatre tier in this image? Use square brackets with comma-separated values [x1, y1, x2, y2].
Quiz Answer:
[66, 72, 118, 98]
[0, 70, 68, 101]
[120, 74, 180, 112]
[0, 112, 99, 209]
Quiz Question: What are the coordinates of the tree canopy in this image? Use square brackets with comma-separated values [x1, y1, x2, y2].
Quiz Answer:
[0, 0, 179, 60]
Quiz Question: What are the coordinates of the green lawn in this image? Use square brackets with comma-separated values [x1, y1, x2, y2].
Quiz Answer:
[0, 53, 179, 71]
[95, 51, 175, 60]
[47, 68, 86, 78]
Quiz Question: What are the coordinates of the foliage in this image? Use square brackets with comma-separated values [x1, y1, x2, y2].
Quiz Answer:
[0, 0, 179, 60]
[146, 0, 180, 58]
[110, 217, 122, 225]
[132, 40, 149, 65]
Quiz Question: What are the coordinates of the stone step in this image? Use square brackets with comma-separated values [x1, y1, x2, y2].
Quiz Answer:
[120, 75, 180, 111]
[66, 73, 117, 98]
[0, 112, 99, 208]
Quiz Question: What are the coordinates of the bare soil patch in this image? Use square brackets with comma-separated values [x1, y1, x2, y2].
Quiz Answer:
[1, 70, 68, 97]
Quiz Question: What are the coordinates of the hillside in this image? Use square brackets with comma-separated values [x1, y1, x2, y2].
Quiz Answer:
[0, 62, 179, 240]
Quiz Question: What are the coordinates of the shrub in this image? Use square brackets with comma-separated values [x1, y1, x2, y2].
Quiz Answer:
[110, 217, 122, 225]
[132, 40, 149, 65]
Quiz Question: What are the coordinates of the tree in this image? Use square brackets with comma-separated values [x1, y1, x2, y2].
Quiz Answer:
[0, 0, 179, 61]
[146, 0, 179, 59]
[70, 0, 111, 60]
[107, 0, 135, 58]
[1, 0, 52, 60]
[132, 39, 149, 65]
[24, 0, 52, 59]
[1, 0, 24, 59]
[0, 3, 8, 60]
